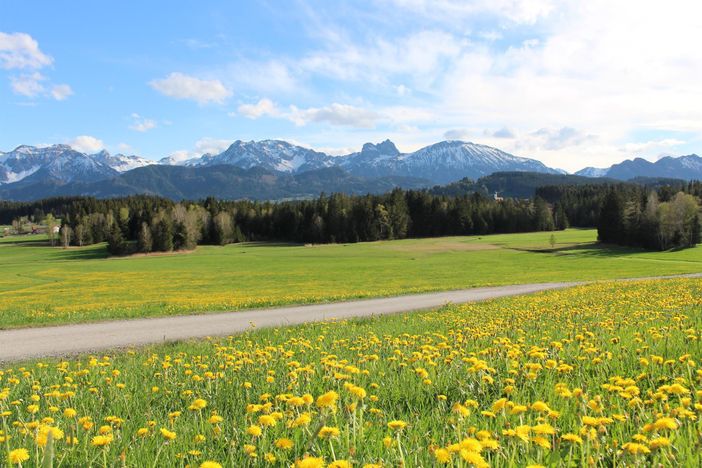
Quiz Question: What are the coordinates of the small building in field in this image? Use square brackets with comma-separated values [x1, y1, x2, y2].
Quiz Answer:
[493, 192, 504, 202]
[52, 225, 60, 235]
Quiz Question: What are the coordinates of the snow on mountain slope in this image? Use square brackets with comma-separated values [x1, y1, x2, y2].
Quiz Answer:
[188, 140, 337, 173]
[0, 145, 117, 185]
[91, 150, 155, 172]
[341, 140, 559, 183]
[575, 154, 702, 181]
[1, 139, 566, 187]
[575, 167, 609, 178]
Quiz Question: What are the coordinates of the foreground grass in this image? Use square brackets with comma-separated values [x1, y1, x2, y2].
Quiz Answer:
[1, 279, 701, 466]
[1, 229, 702, 328]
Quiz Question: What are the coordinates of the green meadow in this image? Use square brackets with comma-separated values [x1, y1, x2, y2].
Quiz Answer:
[0, 228, 701, 328]
[1, 279, 701, 466]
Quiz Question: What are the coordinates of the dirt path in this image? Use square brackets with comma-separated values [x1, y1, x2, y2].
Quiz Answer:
[2, 273, 700, 363]
[0, 282, 578, 362]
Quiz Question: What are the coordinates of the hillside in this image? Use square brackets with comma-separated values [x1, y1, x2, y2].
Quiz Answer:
[0, 165, 430, 201]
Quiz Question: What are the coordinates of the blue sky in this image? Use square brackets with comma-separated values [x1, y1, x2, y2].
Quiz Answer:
[1, 0, 701, 171]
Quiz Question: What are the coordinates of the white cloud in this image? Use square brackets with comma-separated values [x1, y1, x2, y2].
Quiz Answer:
[149, 72, 232, 104]
[117, 143, 132, 153]
[165, 150, 193, 163]
[166, 137, 234, 163]
[50, 83, 73, 100]
[492, 127, 515, 139]
[289, 103, 380, 128]
[238, 98, 386, 128]
[10, 72, 45, 97]
[10, 73, 73, 101]
[179, 38, 216, 50]
[129, 113, 157, 132]
[193, 137, 232, 155]
[314, 145, 358, 156]
[1, 32, 73, 101]
[396, 84, 411, 96]
[224, 60, 298, 95]
[621, 139, 685, 157]
[387, 0, 556, 24]
[67, 135, 105, 153]
[521, 127, 596, 151]
[300, 30, 463, 90]
[237, 98, 279, 119]
[0, 32, 53, 69]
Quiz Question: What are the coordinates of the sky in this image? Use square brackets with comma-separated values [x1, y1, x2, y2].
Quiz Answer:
[1, 0, 701, 172]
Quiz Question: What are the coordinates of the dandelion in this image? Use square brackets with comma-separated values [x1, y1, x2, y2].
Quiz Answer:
[532, 423, 556, 435]
[561, 433, 583, 444]
[318, 426, 341, 439]
[8, 448, 30, 465]
[652, 417, 679, 431]
[316, 391, 339, 409]
[649, 437, 671, 449]
[189, 398, 208, 411]
[460, 449, 488, 467]
[622, 442, 651, 455]
[208, 414, 223, 424]
[200, 462, 222, 468]
[91, 435, 113, 447]
[434, 448, 451, 463]
[159, 428, 177, 441]
[246, 425, 262, 437]
[275, 438, 294, 450]
[387, 420, 408, 431]
[295, 456, 325, 468]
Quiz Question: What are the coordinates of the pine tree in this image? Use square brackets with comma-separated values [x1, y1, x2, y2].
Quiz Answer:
[152, 217, 174, 252]
[598, 190, 624, 244]
[106, 223, 128, 255]
[553, 203, 569, 230]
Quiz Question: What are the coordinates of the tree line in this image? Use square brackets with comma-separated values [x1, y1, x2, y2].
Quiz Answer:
[537, 181, 702, 250]
[2, 179, 698, 254]
[0, 190, 564, 255]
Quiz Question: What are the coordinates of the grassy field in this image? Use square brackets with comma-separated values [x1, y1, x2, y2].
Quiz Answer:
[1, 278, 700, 466]
[1, 229, 702, 328]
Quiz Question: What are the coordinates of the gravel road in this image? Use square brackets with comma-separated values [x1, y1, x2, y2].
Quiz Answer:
[0, 282, 580, 362]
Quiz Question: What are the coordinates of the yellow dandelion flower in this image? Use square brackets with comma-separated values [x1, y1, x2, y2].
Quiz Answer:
[91, 435, 113, 447]
[160, 428, 177, 441]
[318, 426, 340, 439]
[316, 391, 339, 409]
[295, 456, 325, 468]
[200, 461, 222, 468]
[434, 448, 451, 463]
[387, 420, 408, 431]
[622, 442, 651, 455]
[561, 433, 582, 444]
[189, 398, 208, 411]
[246, 425, 262, 437]
[8, 448, 30, 465]
[275, 438, 294, 450]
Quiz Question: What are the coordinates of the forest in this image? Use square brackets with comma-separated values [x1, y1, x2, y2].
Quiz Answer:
[536, 181, 702, 250]
[1, 180, 699, 254]
[1, 189, 562, 255]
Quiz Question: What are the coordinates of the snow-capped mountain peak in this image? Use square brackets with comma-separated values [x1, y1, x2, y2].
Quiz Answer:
[185, 139, 337, 173]
[0, 144, 151, 185]
[575, 154, 702, 180]
[91, 150, 155, 173]
[340, 139, 559, 183]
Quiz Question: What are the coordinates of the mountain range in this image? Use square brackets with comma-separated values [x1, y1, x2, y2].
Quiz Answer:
[576, 154, 702, 180]
[0, 139, 700, 201]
